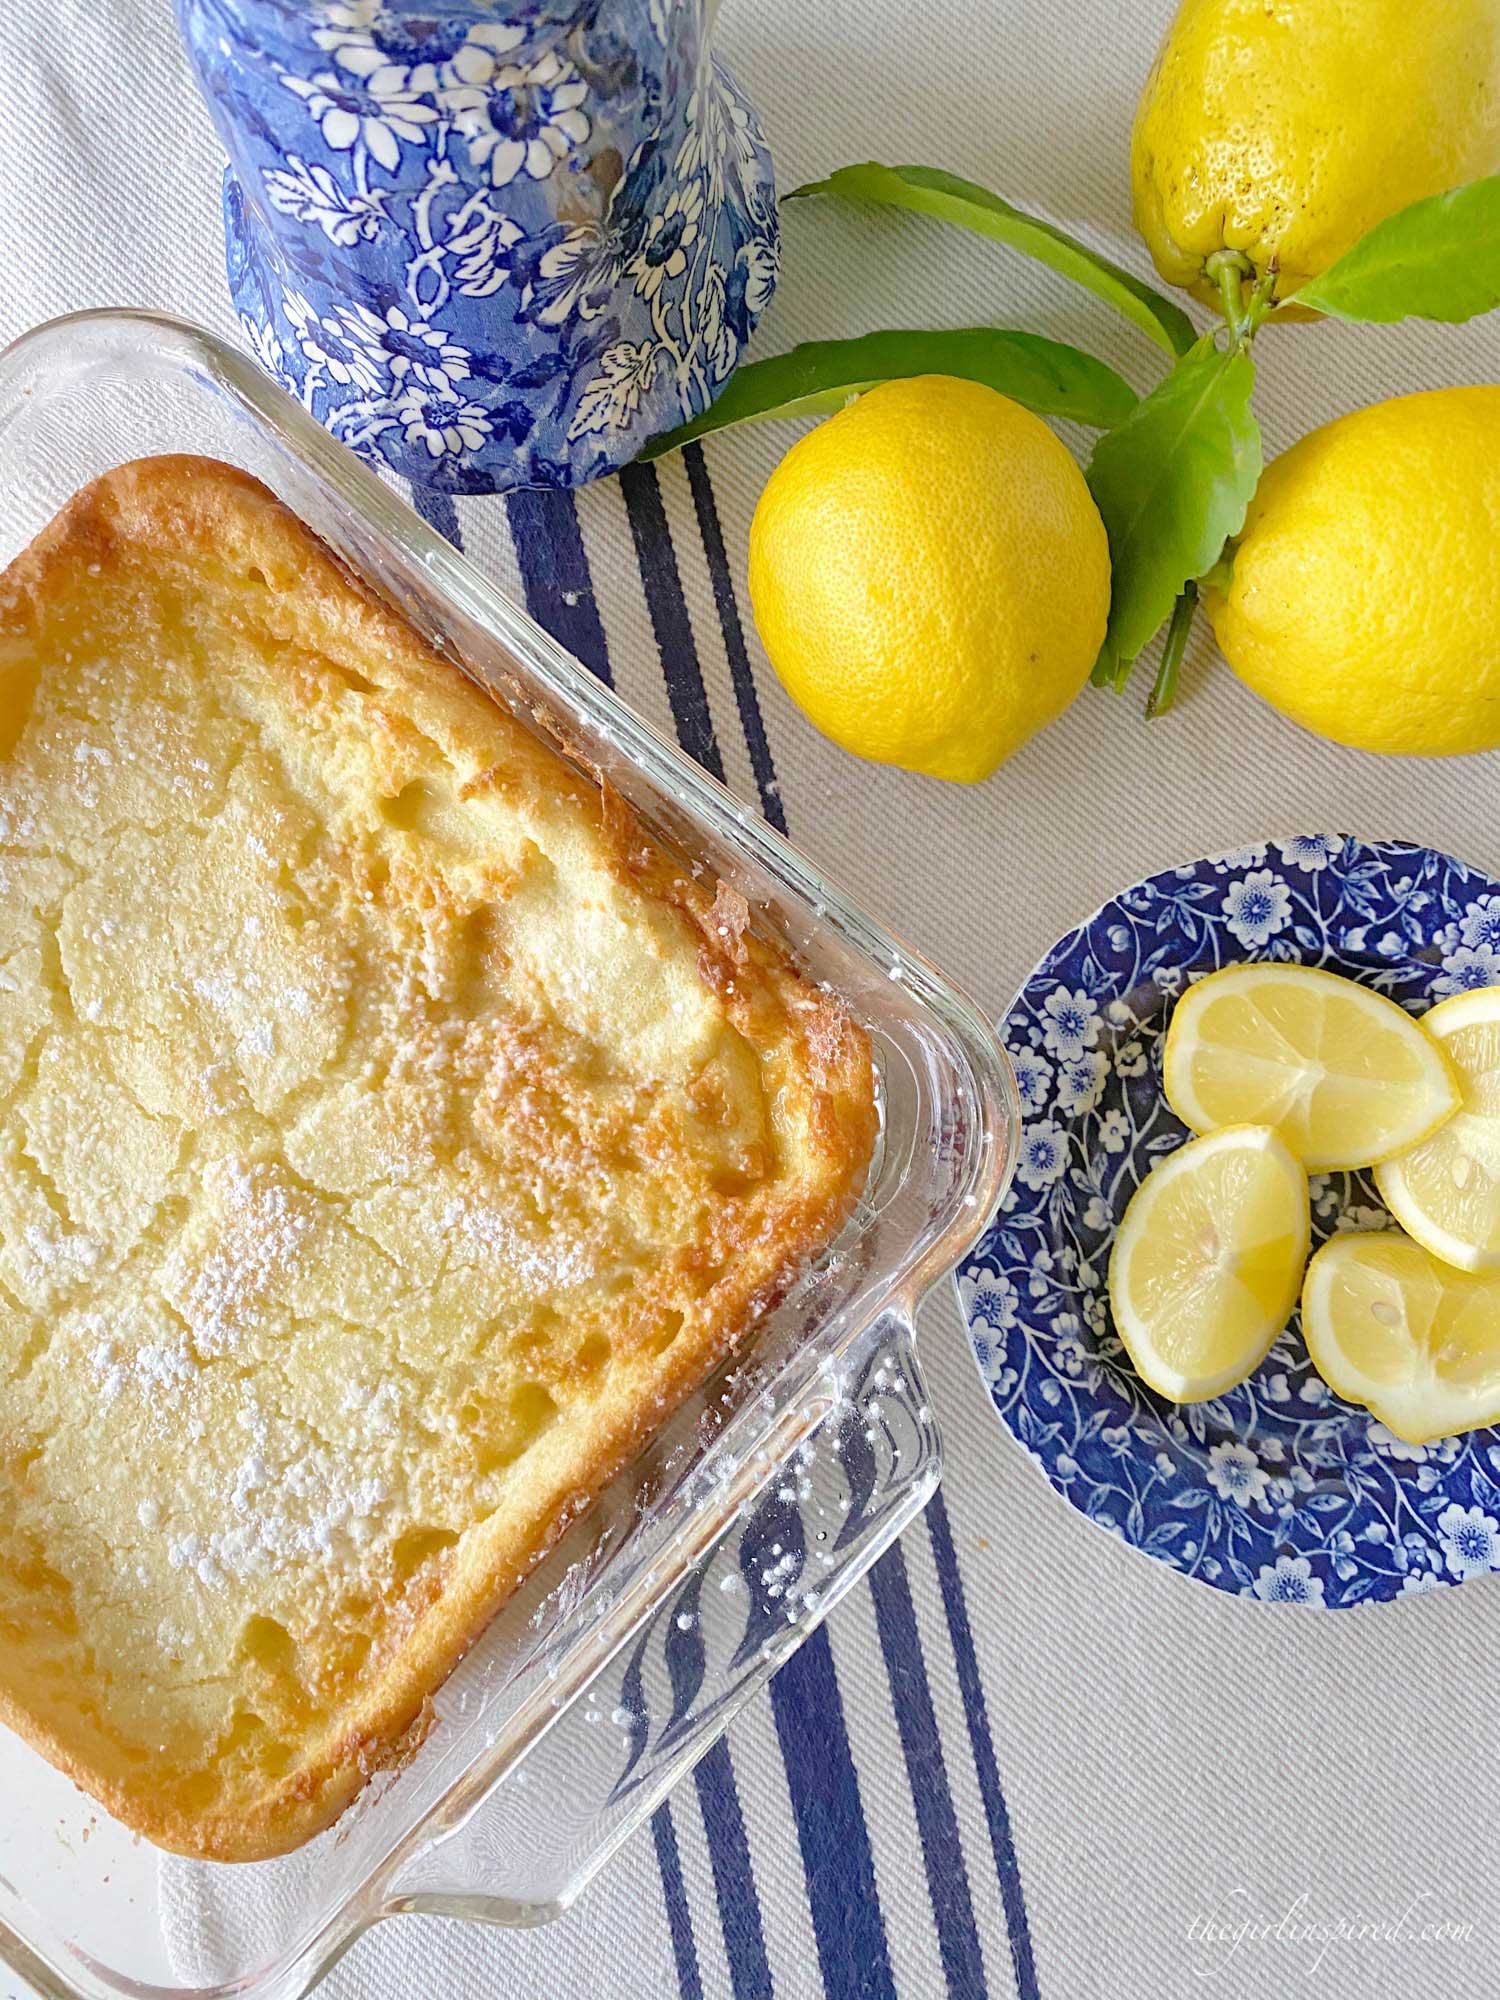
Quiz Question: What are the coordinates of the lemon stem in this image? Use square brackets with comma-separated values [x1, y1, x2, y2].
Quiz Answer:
[1206, 254, 1279, 349]
[1206, 249, 1251, 335]
[1147, 580, 1197, 718]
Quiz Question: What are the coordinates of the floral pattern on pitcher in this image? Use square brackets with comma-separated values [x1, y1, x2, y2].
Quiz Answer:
[177, 0, 779, 490]
[958, 836, 1500, 1609]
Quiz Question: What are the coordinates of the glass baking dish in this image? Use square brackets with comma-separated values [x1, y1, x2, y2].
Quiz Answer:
[0, 308, 1017, 2000]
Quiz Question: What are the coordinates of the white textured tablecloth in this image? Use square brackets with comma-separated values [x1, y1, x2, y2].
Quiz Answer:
[4, 4, 1500, 1997]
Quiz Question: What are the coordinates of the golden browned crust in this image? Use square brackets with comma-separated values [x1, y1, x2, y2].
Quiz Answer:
[0, 455, 876, 1860]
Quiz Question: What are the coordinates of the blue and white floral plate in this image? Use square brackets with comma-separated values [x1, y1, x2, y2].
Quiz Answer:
[957, 836, 1500, 1609]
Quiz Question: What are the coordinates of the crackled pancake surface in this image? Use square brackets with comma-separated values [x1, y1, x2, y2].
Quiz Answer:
[0, 457, 875, 1859]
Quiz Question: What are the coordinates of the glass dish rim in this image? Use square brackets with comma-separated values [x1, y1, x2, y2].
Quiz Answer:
[0, 304, 1020, 1999]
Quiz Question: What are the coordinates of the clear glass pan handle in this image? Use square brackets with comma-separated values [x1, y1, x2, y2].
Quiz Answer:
[384, 1304, 938, 1924]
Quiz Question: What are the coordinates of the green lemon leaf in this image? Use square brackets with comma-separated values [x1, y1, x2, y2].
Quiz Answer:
[788, 163, 1198, 357]
[1293, 174, 1500, 323]
[641, 326, 1138, 459]
[1086, 334, 1262, 690]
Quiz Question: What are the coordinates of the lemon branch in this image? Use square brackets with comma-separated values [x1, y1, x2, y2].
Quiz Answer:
[1242, 266, 1280, 337]
[1147, 581, 1198, 717]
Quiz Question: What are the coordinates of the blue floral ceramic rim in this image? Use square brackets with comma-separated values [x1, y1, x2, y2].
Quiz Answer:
[956, 836, 1500, 1610]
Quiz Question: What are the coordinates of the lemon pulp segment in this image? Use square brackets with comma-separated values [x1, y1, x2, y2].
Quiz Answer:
[1376, 988, 1500, 1271]
[1108, 1125, 1309, 1403]
[1163, 963, 1459, 1169]
[1303, 1231, 1500, 1444]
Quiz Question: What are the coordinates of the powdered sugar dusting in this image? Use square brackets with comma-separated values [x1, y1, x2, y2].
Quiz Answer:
[22, 1220, 101, 1284]
[184, 1158, 313, 1355]
[440, 1194, 593, 1292]
[90, 1324, 198, 1407]
[153, 1400, 398, 1593]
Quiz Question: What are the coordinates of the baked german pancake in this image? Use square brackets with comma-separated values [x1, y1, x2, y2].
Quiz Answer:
[0, 456, 876, 1860]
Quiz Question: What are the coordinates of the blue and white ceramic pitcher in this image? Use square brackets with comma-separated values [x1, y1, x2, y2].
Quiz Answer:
[177, 0, 779, 492]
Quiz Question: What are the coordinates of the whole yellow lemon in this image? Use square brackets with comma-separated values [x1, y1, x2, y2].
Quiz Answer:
[1204, 387, 1500, 757]
[746, 377, 1110, 784]
[1132, 0, 1500, 314]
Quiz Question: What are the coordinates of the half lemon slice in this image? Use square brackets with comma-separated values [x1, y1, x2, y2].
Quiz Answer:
[1303, 1230, 1500, 1444]
[1163, 963, 1459, 1170]
[1108, 1125, 1309, 1402]
[1375, 988, 1500, 1271]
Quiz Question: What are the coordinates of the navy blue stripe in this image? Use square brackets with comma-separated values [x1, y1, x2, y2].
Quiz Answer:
[695, 445, 1036, 1993]
[769, 1631, 897, 2000]
[504, 485, 614, 685]
[680, 445, 787, 835]
[617, 460, 725, 780]
[926, 1492, 1040, 2000]
[694, 1736, 775, 2000]
[621, 460, 920, 2000]
[623, 459, 901, 2000]
[610, 468, 798, 1997]
[868, 1541, 987, 1998]
[653, 1803, 705, 2000]
[409, 483, 462, 548]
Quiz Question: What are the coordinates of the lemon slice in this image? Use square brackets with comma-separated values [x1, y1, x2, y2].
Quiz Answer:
[1163, 963, 1459, 1169]
[1108, 1125, 1309, 1402]
[1375, 988, 1500, 1270]
[1303, 1230, 1500, 1443]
